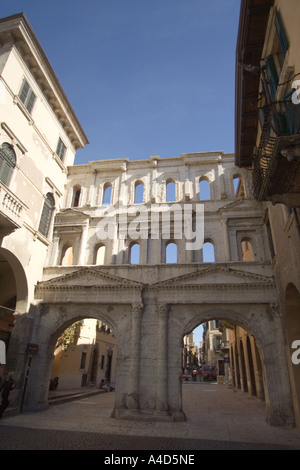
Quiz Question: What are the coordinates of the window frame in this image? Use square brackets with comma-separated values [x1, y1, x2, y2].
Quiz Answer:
[56, 137, 67, 163]
[18, 78, 36, 114]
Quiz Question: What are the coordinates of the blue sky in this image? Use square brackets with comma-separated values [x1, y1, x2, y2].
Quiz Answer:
[1, 0, 241, 348]
[2, 0, 241, 166]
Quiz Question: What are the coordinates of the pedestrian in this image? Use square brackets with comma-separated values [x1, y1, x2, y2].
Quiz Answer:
[192, 368, 197, 382]
[0, 372, 15, 418]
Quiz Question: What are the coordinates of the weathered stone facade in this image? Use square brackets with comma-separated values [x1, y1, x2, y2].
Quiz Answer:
[8, 152, 293, 426]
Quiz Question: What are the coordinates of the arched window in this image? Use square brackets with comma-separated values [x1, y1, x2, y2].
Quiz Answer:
[0, 142, 16, 187]
[60, 244, 74, 266]
[95, 245, 106, 265]
[71, 185, 81, 207]
[134, 182, 144, 204]
[241, 237, 254, 261]
[103, 184, 112, 205]
[233, 176, 245, 198]
[38, 193, 55, 238]
[130, 242, 140, 264]
[166, 180, 176, 202]
[203, 241, 215, 262]
[199, 178, 210, 201]
[166, 242, 177, 263]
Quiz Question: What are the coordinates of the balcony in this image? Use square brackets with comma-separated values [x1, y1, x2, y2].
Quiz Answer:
[0, 181, 28, 237]
[253, 83, 300, 206]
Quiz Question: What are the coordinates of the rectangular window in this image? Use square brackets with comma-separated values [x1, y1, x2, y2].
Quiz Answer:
[80, 352, 87, 370]
[18, 79, 36, 114]
[56, 137, 67, 162]
[100, 355, 105, 369]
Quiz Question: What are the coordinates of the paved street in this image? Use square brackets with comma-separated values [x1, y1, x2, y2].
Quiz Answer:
[1, 382, 300, 450]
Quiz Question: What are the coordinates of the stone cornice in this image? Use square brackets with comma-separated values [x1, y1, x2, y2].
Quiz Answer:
[35, 265, 276, 298]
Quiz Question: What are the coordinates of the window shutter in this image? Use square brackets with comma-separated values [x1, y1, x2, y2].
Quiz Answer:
[18, 79, 30, 104]
[265, 55, 279, 100]
[275, 10, 289, 57]
[56, 138, 66, 162]
[26, 89, 36, 114]
[18, 79, 36, 114]
[38, 193, 55, 237]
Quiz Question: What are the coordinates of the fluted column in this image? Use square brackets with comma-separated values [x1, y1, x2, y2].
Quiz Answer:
[126, 303, 144, 410]
[156, 303, 169, 412]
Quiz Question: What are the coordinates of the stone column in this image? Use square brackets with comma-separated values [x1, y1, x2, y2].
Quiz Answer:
[126, 303, 144, 410]
[78, 222, 89, 265]
[156, 303, 169, 412]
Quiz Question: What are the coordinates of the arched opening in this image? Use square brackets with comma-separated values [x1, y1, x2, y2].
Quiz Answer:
[166, 241, 177, 263]
[129, 242, 140, 264]
[0, 248, 28, 381]
[233, 175, 245, 198]
[203, 241, 215, 262]
[103, 184, 112, 205]
[182, 315, 266, 422]
[241, 237, 254, 261]
[71, 185, 81, 207]
[285, 283, 300, 425]
[48, 318, 117, 396]
[95, 245, 106, 265]
[134, 182, 144, 204]
[60, 245, 74, 266]
[199, 177, 210, 201]
[166, 180, 176, 202]
[0, 142, 16, 187]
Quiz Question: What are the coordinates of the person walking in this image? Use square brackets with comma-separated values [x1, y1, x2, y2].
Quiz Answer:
[0, 372, 15, 418]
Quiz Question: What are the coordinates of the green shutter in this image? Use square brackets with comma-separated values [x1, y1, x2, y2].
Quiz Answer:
[275, 10, 289, 57]
[265, 55, 279, 100]
[18, 79, 36, 114]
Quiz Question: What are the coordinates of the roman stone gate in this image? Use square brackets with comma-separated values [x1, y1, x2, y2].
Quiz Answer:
[6, 152, 296, 426]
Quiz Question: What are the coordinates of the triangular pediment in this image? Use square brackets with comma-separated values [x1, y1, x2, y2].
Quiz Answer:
[152, 266, 275, 288]
[36, 267, 144, 290]
[55, 208, 90, 222]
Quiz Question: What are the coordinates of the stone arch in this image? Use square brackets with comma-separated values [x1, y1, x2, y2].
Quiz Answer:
[134, 180, 144, 204]
[103, 183, 112, 205]
[71, 185, 81, 207]
[199, 176, 210, 201]
[94, 243, 106, 265]
[129, 242, 140, 264]
[166, 179, 176, 202]
[0, 247, 28, 314]
[21, 302, 133, 412]
[60, 244, 74, 266]
[170, 304, 295, 426]
[233, 174, 245, 198]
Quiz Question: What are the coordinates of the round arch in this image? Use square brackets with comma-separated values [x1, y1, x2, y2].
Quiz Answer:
[0, 247, 28, 314]
[21, 302, 132, 412]
[169, 303, 294, 426]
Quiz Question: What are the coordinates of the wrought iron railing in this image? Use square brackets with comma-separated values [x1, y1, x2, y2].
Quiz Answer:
[253, 95, 300, 200]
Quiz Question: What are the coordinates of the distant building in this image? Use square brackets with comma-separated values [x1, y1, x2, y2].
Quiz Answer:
[0, 13, 88, 380]
[51, 319, 117, 389]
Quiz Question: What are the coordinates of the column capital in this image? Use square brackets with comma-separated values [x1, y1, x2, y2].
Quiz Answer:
[131, 303, 144, 317]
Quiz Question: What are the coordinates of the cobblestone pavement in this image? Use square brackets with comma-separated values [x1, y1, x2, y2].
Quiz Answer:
[1, 382, 300, 450]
